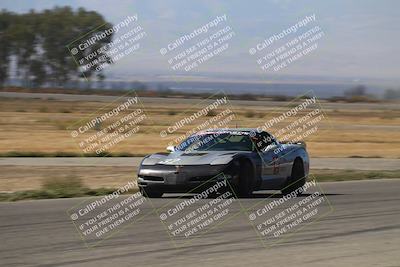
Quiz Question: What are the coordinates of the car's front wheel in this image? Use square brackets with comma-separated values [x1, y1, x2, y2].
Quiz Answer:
[231, 160, 253, 198]
[281, 158, 306, 195]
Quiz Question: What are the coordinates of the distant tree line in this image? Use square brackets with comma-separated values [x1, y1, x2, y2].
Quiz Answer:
[344, 85, 400, 101]
[383, 89, 400, 100]
[0, 7, 113, 88]
[326, 85, 400, 102]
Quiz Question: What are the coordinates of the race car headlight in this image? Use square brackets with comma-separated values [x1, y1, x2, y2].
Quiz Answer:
[210, 156, 233, 165]
[141, 154, 167, 165]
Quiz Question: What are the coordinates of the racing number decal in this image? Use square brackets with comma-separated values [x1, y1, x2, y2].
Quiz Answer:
[272, 156, 280, 174]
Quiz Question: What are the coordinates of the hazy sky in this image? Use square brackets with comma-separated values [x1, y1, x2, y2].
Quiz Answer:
[1, 0, 399, 84]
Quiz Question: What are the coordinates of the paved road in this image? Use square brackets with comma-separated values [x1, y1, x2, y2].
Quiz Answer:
[1, 179, 399, 267]
[1, 157, 399, 170]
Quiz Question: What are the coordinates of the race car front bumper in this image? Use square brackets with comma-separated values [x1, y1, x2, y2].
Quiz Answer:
[137, 164, 230, 192]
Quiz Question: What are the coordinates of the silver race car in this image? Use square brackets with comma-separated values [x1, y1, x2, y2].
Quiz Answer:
[137, 129, 309, 197]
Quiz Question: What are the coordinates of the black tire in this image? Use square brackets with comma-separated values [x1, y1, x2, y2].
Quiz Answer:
[281, 159, 306, 195]
[232, 161, 253, 198]
[140, 187, 163, 198]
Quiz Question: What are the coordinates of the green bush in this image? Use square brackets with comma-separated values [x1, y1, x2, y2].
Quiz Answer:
[244, 111, 256, 118]
[41, 175, 87, 198]
[206, 110, 217, 117]
[39, 106, 48, 112]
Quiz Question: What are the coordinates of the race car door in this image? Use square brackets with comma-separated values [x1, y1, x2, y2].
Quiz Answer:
[252, 132, 286, 189]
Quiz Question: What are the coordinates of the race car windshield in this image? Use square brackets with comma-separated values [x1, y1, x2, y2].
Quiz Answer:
[178, 133, 254, 152]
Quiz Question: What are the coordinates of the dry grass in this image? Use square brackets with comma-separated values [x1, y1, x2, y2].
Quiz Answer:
[0, 97, 399, 158]
[0, 166, 137, 192]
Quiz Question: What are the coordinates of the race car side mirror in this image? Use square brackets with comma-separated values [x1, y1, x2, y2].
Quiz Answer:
[263, 143, 280, 152]
[166, 145, 175, 152]
[263, 144, 276, 152]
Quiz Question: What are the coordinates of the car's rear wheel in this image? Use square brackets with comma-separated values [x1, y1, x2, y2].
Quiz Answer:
[281, 158, 306, 195]
[140, 187, 163, 198]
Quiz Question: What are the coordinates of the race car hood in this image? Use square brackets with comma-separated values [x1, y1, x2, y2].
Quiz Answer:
[141, 150, 249, 166]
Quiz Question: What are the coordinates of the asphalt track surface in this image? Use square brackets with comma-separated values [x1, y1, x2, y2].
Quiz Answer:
[1, 157, 399, 170]
[1, 179, 399, 267]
